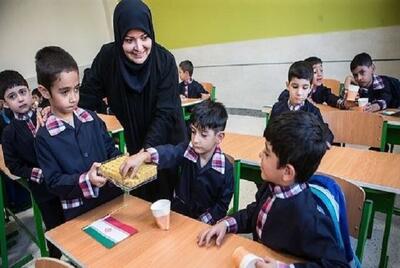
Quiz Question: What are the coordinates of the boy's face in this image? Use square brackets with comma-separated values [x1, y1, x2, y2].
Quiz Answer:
[286, 77, 311, 105]
[352, 65, 374, 88]
[259, 141, 295, 186]
[312, 63, 323, 87]
[122, 29, 152, 64]
[4, 85, 33, 114]
[32, 94, 41, 108]
[40, 71, 80, 119]
[190, 125, 224, 155]
[178, 67, 190, 82]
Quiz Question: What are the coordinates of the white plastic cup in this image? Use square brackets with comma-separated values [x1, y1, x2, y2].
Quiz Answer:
[358, 98, 369, 107]
[232, 246, 263, 268]
[150, 199, 171, 230]
[347, 84, 359, 101]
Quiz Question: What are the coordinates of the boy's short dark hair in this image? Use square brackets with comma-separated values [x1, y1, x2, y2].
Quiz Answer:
[288, 61, 313, 83]
[190, 100, 228, 133]
[350, 52, 373, 71]
[0, 70, 28, 100]
[179, 60, 194, 77]
[31, 88, 42, 97]
[304, 56, 322, 67]
[35, 46, 78, 91]
[264, 111, 328, 183]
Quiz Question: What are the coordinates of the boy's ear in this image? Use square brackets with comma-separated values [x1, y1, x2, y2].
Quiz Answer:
[216, 131, 225, 144]
[285, 81, 289, 88]
[371, 63, 376, 73]
[37, 85, 51, 100]
[282, 164, 296, 186]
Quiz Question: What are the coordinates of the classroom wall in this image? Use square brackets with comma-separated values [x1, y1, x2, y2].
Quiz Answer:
[0, 0, 118, 87]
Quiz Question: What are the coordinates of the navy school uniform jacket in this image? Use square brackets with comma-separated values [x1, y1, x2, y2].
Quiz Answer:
[359, 75, 400, 110]
[178, 79, 208, 98]
[231, 183, 348, 267]
[270, 99, 334, 144]
[151, 142, 233, 224]
[2, 111, 59, 205]
[35, 108, 122, 220]
[278, 85, 340, 108]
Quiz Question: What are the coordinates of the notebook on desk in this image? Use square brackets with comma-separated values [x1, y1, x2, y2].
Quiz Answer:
[381, 110, 400, 117]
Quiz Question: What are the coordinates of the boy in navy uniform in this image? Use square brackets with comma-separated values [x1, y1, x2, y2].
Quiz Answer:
[178, 60, 210, 99]
[34, 46, 122, 220]
[0, 70, 64, 258]
[344, 52, 400, 112]
[279, 57, 351, 109]
[198, 111, 348, 267]
[271, 61, 333, 144]
[121, 100, 233, 224]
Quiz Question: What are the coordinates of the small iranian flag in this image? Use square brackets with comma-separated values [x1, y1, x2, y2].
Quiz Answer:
[83, 215, 138, 248]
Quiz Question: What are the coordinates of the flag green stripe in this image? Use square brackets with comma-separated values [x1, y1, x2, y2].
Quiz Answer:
[84, 227, 115, 249]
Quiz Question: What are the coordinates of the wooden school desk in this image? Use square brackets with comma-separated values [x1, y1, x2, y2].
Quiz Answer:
[0, 146, 48, 267]
[221, 132, 400, 268]
[45, 195, 299, 268]
[97, 114, 126, 153]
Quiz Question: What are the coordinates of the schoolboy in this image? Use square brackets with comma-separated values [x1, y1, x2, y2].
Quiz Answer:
[0, 70, 64, 258]
[34, 46, 122, 220]
[271, 61, 334, 144]
[197, 111, 348, 267]
[178, 60, 210, 99]
[121, 100, 233, 224]
[344, 52, 400, 112]
[279, 57, 351, 109]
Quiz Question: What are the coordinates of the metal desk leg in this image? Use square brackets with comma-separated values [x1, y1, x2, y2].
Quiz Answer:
[117, 131, 126, 154]
[0, 174, 9, 268]
[32, 197, 48, 257]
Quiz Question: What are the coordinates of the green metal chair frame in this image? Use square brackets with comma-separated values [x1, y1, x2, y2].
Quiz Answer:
[0, 173, 48, 268]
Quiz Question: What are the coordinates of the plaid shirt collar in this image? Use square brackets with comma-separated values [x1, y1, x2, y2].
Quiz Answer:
[372, 74, 385, 90]
[14, 109, 34, 121]
[268, 182, 308, 199]
[183, 142, 225, 174]
[46, 107, 93, 136]
[287, 99, 304, 111]
[184, 78, 193, 86]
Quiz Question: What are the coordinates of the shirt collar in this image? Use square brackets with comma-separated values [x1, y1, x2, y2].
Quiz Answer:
[14, 109, 34, 121]
[287, 99, 304, 111]
[184, 78, 193, 86]
[268, 182, 307, 199]
[372, 74, 384, 90]
[183, 142, 225, 174]
[45, 107, 93, 136]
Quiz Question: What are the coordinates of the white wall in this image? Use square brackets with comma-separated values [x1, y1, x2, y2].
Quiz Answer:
[0, 0, 117, 87]
[172, 26, 400, 109]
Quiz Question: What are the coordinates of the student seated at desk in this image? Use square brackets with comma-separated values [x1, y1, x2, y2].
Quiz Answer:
[344, 52, 400, 112]
[178, 60, 210, 100]
[198, 111, 348, 267]
[278, 57, 352, 110]
[271, 61, 334, 144]
[121, 100, 233, 224]
[34, 46, 122, 221]
[0, 70, 64, 258]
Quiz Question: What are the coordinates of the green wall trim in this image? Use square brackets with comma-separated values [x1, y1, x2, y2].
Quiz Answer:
[146, 0, 400, 49]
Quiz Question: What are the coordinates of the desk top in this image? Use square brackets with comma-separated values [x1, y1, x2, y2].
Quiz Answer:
[46, 195, 298, 267]
[181, 98, 203, 107]
[97, 114, 124, 134]
[221, 133, 400, 194]
[315, 104, 400, 124]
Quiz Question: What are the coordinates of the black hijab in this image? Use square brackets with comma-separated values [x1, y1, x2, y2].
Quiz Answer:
[113, 0, 155, 93]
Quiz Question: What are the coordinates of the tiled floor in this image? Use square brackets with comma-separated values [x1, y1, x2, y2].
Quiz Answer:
[3, 114, 400, 268]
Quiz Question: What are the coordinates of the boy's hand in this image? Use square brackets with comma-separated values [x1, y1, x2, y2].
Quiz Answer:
[120, 151, 151, 178]
[36, 106, 51, 128]
[363, 103, 380, 112]
[88, 162, 107, 187]
[255, 257, 279, 268]
[197, 221, 227, 247]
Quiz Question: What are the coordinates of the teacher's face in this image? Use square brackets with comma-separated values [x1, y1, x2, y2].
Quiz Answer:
[122, 29, 152, 64]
